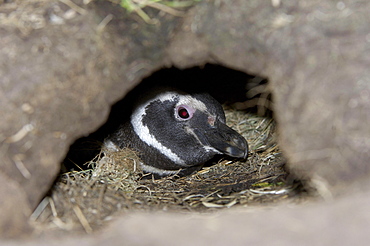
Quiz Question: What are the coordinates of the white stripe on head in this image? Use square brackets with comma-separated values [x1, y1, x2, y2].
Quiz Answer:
[131, 91, 186, 165]
[175, 94, 208, 113]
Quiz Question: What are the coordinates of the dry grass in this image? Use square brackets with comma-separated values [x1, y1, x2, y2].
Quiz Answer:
[30, 106, 311, 236]
[106, 0, 199, 24]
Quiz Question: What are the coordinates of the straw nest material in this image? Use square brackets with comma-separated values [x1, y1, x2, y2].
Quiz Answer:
[30, 106, 312, 236]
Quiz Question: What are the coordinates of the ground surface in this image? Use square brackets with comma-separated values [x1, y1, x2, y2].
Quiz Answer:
[31, 108, 311, 236]
[25, 64, 312, 236]
[1, 0, 369, 244]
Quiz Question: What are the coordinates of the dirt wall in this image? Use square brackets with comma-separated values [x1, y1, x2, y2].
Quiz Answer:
[0, 0, 369, 243]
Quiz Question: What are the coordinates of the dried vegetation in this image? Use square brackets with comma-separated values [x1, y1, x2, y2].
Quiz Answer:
[31, 104, 312, 236]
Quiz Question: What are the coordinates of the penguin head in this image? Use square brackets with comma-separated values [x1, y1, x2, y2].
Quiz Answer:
[106, 87, 248, 177]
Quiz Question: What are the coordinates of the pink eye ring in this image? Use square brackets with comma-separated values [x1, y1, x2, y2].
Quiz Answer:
[175, 105, 194, 120]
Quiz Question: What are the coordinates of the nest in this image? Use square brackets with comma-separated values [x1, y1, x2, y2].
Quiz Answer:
[30, 106, 311, 236]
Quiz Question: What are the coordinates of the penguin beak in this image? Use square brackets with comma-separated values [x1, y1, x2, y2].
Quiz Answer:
[193, 120, 249, 159]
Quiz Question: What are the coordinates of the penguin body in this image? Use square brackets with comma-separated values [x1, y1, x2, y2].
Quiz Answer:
[105, 86, 248, 177]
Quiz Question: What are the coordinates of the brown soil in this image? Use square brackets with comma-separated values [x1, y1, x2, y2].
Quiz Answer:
[3, 0, 367, 243]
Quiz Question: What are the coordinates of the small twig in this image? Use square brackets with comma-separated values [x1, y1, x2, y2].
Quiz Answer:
[249, 188, 289, 195]
[73, 205, 93, 233]
[200, 189, 221, 201]
[97, 14, 114, 32]
[12, 154, 31, 179]
[6, 124, 34, 143]
[49, 197, 58, 217]
[144, 1, 185, 17]
[183, 194, 204, 201]
[135, 185, 152, 196]
[30, 197, 50, 221]
[121, 0, 187, 24]
[59, 0, 87, 15]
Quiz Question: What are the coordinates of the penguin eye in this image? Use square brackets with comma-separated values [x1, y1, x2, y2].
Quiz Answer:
[175, 105, 194, 120]
[178, 108, 189, 118]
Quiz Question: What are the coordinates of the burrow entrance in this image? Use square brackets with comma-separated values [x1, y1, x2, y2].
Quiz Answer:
[31, 64, 312, 236]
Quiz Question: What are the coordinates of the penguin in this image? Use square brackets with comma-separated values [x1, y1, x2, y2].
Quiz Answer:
[104, 86, 249, 177]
